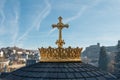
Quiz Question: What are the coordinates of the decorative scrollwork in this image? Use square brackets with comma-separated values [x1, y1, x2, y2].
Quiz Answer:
[39, 47, 82, 62]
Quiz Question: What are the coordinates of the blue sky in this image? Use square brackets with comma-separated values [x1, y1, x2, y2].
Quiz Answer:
[0, 0, 120, 49]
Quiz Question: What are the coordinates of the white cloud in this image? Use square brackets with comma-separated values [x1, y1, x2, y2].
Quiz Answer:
[0, 10, 5, 26]
[0, 0, 6, 10]
[35, 0, 51, 30]
[0, 26, 6, 35]
[0, 0, 20, 46]
[0, 0, 6, 34]
[17, 0, 51, 43]
[47, 28, 57, 36]
[0, 41, 4, 48]
[64, 6, 87, 23]
[64, 0, 101, 23]
[48, 0, 100, 35]
[10, 0, 20, 45]
[95, 36, 119, 42]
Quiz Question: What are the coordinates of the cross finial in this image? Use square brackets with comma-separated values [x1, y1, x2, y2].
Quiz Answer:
[58, 16, 62, 23]
[52, 16, 69, 48]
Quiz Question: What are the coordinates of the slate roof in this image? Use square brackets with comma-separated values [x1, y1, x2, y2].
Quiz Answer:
[4, 62, 117, 80]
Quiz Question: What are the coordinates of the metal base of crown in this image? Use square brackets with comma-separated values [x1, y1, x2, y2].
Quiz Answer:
[39, 46, 83, 62]
[40, 59, 81, 62]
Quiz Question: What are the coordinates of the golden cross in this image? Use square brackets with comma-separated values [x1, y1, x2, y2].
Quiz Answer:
[52, 16, 69, 48]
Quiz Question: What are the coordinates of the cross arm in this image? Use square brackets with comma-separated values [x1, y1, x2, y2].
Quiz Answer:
[64, 24, 69, 28]
[52, 24, 58, 28]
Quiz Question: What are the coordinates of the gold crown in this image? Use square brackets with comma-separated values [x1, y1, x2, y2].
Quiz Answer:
[39, 46, 82, 62]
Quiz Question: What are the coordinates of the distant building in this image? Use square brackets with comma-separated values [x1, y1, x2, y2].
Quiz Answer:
[0, 59, 9, 72]
[103, 41, 119, 72]
[82, 43, 100, 66]
[0, 53, 10, 72]
[82, 41, 120, 74]
[114, 40, 120, 79]
[25, 50, 30, 54]
[0, 50, 4, 57]
[97, 40, 120, 78]
[13, 49, 16, 54]
[98, 46, 109, 71]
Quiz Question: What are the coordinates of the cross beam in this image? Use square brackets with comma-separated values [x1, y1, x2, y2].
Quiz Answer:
[52, 16, 69, 48]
